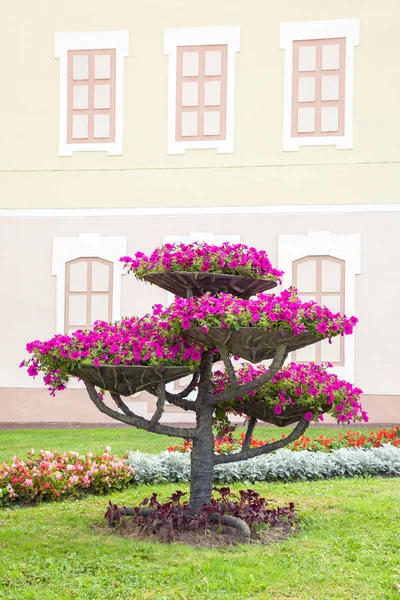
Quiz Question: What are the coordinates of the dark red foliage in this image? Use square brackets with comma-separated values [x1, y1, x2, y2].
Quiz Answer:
[106, 488, 296, 541]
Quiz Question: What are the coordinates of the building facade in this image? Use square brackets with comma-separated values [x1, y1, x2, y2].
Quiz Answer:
[0, 0, 399, 424]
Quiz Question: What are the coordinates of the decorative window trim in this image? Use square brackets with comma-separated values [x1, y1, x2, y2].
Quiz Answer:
[292, 255, 345, 366]
[164, 26, 241, 155]
[278, 231, 361, 382]
[52, 233, 127, 334]
[54, 31, 129, 156]
[279, 18, 360, 151]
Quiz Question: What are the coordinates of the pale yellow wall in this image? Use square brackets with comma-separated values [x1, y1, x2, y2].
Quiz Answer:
[0, 0, 400, 208]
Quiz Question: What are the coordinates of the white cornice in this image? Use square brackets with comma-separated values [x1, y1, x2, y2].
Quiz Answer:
[0, 204, 399, 218]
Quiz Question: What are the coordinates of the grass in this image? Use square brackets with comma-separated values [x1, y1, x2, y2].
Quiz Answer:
[1, 428, 399, 599]
[0, 426, 383, 464]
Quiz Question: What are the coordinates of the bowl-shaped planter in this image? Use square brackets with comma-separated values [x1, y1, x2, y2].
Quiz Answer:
[72, 364, 192, 397]
[143, 271, 277, 299]
[239, 400, 330, 427]
[185, 327, 323, 363]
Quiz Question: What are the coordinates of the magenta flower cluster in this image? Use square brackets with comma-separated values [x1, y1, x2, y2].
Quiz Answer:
[160, 289, 358, 338]
[213, 362, 367, 425]
[21, 316, 205, 395]
[120, 241, 283, 281]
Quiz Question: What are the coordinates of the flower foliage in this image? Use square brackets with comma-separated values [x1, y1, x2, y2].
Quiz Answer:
[106, 487, 295, 542]
[0, 448, 134, 506]
[128, 445, 400, 484]
[21, 316, 205, 395]
[213, 362, 367, 427]
[161, 289, 358, 338]
[120, 242, 283, 281]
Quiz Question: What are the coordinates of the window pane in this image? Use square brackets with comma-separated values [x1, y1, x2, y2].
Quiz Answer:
[321, 106, 339, 132]
[296, 260, 316, 292]
[93, 114, 110, 138]
[73, 85, 89, 109]
[205, 51, 222, 76]
[181, 112, 198, 136]
[320, 336, 341, 363]
[295, 343, 316, 362]
[73, 55, 89, 80]
[321, 260, 342, 292]
[94, 84, 111, 109]
[322, 44, 340, 70]
[182, 82, 199, 107]
[72, 115, 89, 139]
[298, 294, 316, 303]
[297, 107, 315, 133]
[68, 295, 87, 326]
[298, 77, 315, 102]
[321, 295, 341, 314]
[298, 46, 316, 72]
[182, 52, 199, 76]
[94, 54, 111, 79]
[92, 261, 110, 292]
[203, 111, 220, 136]
[91, 294, 109, 323]
[69, 261, 87, 292]
[204, 81, 221, 106]
[321, 75, 340, 101]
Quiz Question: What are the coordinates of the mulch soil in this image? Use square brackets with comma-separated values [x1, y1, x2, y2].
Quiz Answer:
[94, 520, 296, 548]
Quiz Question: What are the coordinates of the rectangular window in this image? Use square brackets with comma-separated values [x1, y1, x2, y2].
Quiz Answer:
[67, 49, 116, 144]
[65, 257, 113, 334]
[292, 38, 345, 138]
[176, 45, 227, 142]
[292, 255, 345, 366]
[55, 31, 129, 156]
[280, 18, 359, 150]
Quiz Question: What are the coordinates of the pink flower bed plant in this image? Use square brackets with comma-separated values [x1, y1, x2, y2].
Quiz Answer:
[213, 362, 367, 430]
[0, 447, 134, 506]
[160, 289, 358, 339]
[120, 242, 283, 282]
[21, 316, 205, 395]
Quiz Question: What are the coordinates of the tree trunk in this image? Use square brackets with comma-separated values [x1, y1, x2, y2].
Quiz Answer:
[189, 350, 215, 512]
[189, 403, 215, 512]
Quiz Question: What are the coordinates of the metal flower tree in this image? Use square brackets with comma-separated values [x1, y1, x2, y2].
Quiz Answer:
[24, 242, 365, 520]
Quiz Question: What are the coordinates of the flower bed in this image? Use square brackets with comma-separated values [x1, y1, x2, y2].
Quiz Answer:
[212, 362, 367, 428]
[121, 242, 283, 282]
[21, 316, 204, 395]
[0, 448, 134, 506]
[162, 290, 357, 339]
[167, 428, 400, 454]
[106, 487, 295, 545]
[128, 445, 400, 484]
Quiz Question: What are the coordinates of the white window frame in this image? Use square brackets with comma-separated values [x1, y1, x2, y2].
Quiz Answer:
[278, 231, 361, 383]
[54, 31, 129, 156]
[280, 18, 360, 151]
[164, 26, 241, 155]
[52, 233, 127, 334]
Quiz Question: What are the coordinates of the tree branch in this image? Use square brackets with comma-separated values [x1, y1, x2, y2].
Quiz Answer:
[217, 347, 238, 388]
[148, 372, 199, 412]
[214, 418, 309, 465]
[85, 382, 197, 439]
[210, 345, 288, 406]
[241, 417, 257, 451]
[148, 381, 166, 431]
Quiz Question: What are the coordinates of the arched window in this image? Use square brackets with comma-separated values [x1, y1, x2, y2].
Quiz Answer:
[65, 257, 113, 334]
[292, 255, 345, 365]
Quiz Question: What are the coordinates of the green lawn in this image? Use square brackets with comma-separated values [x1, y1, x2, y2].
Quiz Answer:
[1, 428, 399, 600]
[0, 426, 382, 463]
